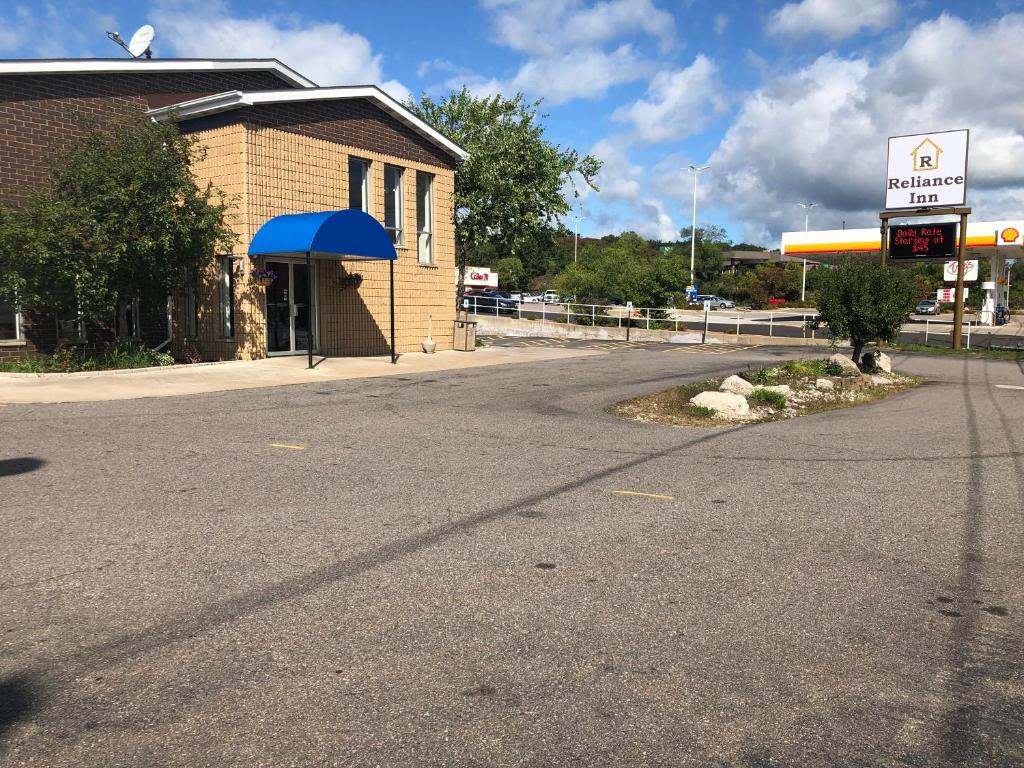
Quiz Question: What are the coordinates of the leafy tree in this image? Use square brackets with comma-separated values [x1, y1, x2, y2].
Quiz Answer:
[676, 224, 729, 287]
[555, 232, 681, 306]
[811, 258, 915, 363]
[494, 256, 526, 289]
[0, 115, 235, 334]
[407, 88, 601, 295]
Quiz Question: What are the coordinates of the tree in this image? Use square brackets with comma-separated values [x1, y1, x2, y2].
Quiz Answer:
[494, 256, 526, 289]
[407, 88, 601, 294]
[0, 114, 236, 334]
[812, 258, 915, 363]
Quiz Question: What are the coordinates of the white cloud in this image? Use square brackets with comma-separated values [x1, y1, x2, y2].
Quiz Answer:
[587, 136, 680, 240]
[714, 14, 729, 35]
[707, 12, 1024, 243]
[611, 55, 724, 142]
[768, 0, 896, 41]
[483, 0, 674, 56]
[447, 0, 673, 105]
[152, 1, 409, 99]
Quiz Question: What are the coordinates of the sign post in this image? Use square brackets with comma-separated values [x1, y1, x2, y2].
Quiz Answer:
[881, 129, 970, 348]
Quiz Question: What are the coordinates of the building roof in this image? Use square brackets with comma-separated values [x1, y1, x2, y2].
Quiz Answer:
[146, 86, 469, 161]
[0, 58, 316, 88]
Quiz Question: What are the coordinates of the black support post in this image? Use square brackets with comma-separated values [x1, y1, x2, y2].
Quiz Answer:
[306, 251, 313, 370]
[389, 258, 397, 364]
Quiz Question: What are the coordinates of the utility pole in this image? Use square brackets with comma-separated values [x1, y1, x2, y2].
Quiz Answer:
[797, 202, 817, 301]
[687, 164, 710, 287]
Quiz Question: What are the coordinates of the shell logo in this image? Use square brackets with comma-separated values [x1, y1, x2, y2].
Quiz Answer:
[1000, 227, 1019, 243]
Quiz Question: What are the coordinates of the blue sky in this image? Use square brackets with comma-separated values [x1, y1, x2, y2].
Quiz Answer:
[3, 1, 1023, 245]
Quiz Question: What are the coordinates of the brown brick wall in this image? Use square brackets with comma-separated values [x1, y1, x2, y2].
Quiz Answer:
[173, 123, 456, 361]
[0, 69, 291, 207]
[179, 98, 459, 171]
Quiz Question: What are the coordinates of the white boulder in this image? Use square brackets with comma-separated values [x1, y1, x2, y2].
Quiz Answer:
[871, 375, 894, 387]
[719, 374, 754, 396]
[689, 391, 750, 420]
[815, 378, 835, 391]
[828, 353, 861, 375]
[861, 350, 893, 374]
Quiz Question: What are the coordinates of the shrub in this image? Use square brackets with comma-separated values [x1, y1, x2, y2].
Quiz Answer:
[687, 405, 716, 418]
[780, 359, 828, 377]
[0, 340, 174, 373]
[751, 388, 787, 409]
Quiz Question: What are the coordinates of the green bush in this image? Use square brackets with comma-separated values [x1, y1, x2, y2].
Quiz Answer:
[780, 359, 828, 377]
[0, 340, 174, 373]
[686, 404, 716, 418]
[751, 388, 787, 409]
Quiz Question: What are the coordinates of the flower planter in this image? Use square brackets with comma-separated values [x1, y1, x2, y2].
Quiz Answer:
[254, 276, 274, 287]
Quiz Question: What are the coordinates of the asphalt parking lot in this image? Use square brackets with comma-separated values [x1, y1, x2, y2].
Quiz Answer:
[1, 347, 1022, 767]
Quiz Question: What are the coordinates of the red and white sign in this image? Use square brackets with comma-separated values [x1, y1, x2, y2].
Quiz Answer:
[944, 260, 978, 282]
[937, 287, 969, 302]
[459, 266, 498, 288]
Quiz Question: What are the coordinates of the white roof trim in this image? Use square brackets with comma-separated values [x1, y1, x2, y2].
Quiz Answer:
[146, 86, 468, 161]
[0, 58, 315, 88]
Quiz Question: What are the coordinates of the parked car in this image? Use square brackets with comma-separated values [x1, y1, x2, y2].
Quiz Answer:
[915, 299, 941, 315]
[462, 289, 517, 315]
[541, 290, 560, 303]
[508, 292, 523, 302]
[688, 294, 735, 310]
[520, 293, 542, 303]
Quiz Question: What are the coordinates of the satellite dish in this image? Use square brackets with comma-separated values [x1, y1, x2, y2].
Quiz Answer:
[127, 25, 155, 58]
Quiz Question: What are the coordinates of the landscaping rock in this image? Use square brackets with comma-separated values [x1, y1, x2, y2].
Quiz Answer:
[828, 353, 861, 375]
[815, 378, 835, 391]
[719, 374, 754, 396]
[690, 390, 750, 420]
[861, 350, 893, 374]
[871, 375, 895, 386]
[754, 384, 793, 398]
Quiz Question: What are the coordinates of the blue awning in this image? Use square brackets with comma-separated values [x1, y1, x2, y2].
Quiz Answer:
[248, 210, 397, 261]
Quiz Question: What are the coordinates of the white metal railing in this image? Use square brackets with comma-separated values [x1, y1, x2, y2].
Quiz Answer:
[917, 317, 973, 349]
[462, 296, 822, 337]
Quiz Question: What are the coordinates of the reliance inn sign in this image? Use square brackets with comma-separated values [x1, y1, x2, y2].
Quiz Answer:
[885, 129, 969, 210]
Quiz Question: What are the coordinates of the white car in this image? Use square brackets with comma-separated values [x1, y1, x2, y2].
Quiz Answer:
[541, 290, 560, 303]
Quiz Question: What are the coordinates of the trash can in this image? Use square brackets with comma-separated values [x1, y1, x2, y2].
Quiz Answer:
[454, 312, 477, 351]
[995, 305, 1008, 326]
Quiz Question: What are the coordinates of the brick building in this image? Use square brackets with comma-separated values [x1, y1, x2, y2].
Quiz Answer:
[0, 59, 465, 361]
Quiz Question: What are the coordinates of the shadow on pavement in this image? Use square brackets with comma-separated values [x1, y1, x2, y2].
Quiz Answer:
[0, 674, 39, 739]
[0, 457, 45, 477]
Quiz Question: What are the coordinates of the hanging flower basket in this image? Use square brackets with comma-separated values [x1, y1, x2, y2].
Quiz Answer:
[252, 266, 276, 287]
[339, 271, 364, 289]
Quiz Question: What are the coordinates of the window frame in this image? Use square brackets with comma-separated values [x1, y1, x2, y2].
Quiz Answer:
[219, 256, 235, 339]
[384, 164, 404, 246]
[416, 171, 434, 265]
[348, 156, 371, 214]
[0, 299, 22, 342]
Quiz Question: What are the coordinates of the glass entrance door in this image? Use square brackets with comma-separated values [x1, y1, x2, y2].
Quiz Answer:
[266, 260, 317, 355]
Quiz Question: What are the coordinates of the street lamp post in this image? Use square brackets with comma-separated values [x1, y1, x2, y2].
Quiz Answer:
[687, 164, 710, 287]
[797, 202, 817, 301]
[573, 208, 583, 263]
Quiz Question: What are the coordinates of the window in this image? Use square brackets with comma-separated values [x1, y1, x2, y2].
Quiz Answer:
[348, 157, 370, 213]
[120, 296, 140, 339]
[219, 256, 235, 339]
[56, 312, 85, 344]
[184, 281, 198, 339]
[416, 171, 434, 265]
[384, 164, 403, 245]
[0, 300, 20, 341]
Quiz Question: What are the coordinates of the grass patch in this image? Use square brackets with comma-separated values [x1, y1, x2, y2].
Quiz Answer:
[0, 341, 174, 373]
[750, 388, 787, 409]
[889, 342, 1024, 361]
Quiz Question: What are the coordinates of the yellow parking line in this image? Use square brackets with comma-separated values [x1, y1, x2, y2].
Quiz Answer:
[269, 443, 305, 450]
[611, 490, 675, 500]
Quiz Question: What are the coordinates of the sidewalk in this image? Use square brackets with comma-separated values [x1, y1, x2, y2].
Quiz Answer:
[0, 347, 601, 405]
